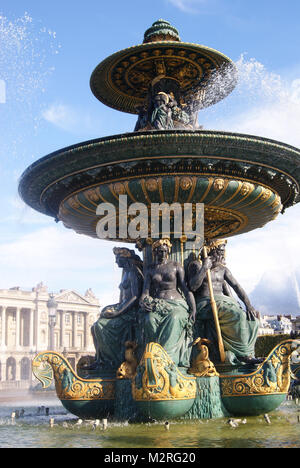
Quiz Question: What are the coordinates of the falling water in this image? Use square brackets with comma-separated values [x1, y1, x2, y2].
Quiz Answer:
[0, 12, 59, 161]
[201, 54, 300, 148]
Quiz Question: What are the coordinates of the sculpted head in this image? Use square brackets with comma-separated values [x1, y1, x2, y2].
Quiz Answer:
[240, 182, 254, 196]
[213, 178, 225, 191]
[113, 247, 141, 268]
[206, 239, 227, 264]
[154, 92, 169, 108]
[152, 238, 172, 263]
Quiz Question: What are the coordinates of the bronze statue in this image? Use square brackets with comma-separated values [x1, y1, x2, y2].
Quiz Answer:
[188, 240, 260, 363]
[89, 247, 143, 372]
[100, 247, 143, 318]
[150, 92, 174, 130]
[139, 238, 196, 367]
[134, 105, 149, 132]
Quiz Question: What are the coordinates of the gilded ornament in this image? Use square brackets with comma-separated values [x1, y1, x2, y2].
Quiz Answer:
[180, 176, 193, 191]
[188, 338, 219, 377]
[116, 341, 138, 379]
[113, 182, 126, 195]
[145, 178, 158, 191]
[152, 237, 172, 252]
[86, 188, 100, 202]
[68, 196, 80, 209]
[240, 182, 254, 196]
[112, 247, 132, 258]
[206, 239, 227, 254]
[32, 352, 115, 401]
[213, 178, 225, 191]
[221, 340, 300, 397]
[132, 343, 196, 402]
[260, 188, 272, 201]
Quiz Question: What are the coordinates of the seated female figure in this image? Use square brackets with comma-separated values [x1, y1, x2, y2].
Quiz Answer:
[90, 247, 143, 372]
[139, 238, 196, 368]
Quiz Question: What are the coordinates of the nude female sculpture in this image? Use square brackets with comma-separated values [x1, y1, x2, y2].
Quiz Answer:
[140, 238, 196, 367]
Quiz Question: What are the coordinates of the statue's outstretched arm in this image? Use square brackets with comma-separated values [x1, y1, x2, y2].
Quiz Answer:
[139, 269, 152, 312]
[223, 281, 233, 297]
[224, 268, 258, 320]
[188, 258, 211, 292]
[140, 269, 151, 300]
[177, 264, 196, 321]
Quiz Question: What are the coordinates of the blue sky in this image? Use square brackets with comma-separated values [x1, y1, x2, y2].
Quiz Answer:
[1, 0, 300, 313]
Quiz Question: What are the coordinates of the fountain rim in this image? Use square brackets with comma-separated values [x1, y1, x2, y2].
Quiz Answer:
[18, 129, 300, 217]
[19, 128, 300, 174]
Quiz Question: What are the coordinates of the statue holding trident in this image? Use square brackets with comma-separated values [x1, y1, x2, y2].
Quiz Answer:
[188, 240, 260, 364]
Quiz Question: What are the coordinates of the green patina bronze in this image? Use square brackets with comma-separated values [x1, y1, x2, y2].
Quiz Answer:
[143, 19, 181, 43]
[194, 295, 259, 362]
[142, 298, 193, 368]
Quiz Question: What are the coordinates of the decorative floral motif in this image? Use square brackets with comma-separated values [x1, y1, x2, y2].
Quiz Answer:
[221, 340, 300, 397]
[32, 352, 115, 400]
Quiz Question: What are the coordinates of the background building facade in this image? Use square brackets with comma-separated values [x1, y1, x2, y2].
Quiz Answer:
[0, 283, 100, 390]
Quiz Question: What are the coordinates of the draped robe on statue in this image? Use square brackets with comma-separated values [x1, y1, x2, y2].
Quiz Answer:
[194, 295, 259, 362]
[142, 297, 193, 367]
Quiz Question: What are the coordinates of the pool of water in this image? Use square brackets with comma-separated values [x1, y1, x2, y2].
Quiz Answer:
[0, 393, 299, 448]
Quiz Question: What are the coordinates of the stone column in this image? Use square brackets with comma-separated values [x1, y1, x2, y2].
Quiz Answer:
[34, 292, 41, 352]
[73, 312, 78, 349]
[1, 307, 6, 349]
[29, 309, 34, 349]
[84, 313, 89, 350]
[0, 358, 3, 382]
[1, 360, 6, 384]
[60, 310, 65, 351]
[15, 357, 21, 382]
[15, 308, 21, 349]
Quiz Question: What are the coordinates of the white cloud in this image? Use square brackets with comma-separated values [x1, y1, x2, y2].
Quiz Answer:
[42, 102, 101, 136]
[0, 197, 52, 225]
[226, 203, 300, 314]
[0, 226, 128, 305]
[166, 0, 207, 13]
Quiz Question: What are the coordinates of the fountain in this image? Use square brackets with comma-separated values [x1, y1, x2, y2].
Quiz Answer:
[19, 19, 300, 421]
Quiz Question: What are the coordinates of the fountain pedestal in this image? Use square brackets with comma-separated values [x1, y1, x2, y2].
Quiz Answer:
[185, 377, 228, 419]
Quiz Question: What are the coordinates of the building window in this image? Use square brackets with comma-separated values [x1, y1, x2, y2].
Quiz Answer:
[41, 329, 46, 344]
[77, 334, 83, 349]
[21, 358, 30, 380]
[6, 357, 16, 381]
[65, 313, 71, 325]
[65, 332, 72, 348]
[41, 312, 47, 322]
[77, 314, 82, 325]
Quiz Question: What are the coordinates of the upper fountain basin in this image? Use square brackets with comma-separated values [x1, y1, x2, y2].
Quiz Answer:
[18, 129, 300, 241]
